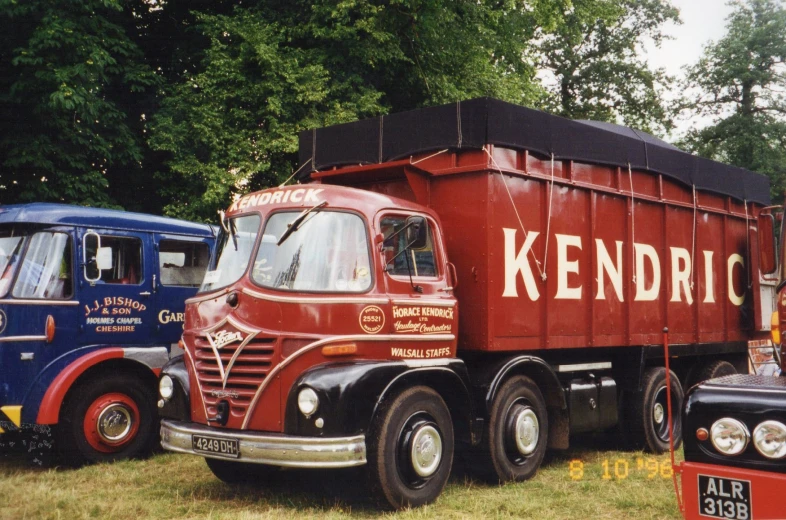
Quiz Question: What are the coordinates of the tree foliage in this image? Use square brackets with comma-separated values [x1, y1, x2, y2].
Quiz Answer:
[0, 0, 160, 207]
[677, 0, 786, 199]
[0, 0, 683, 219]
[538, 0, 680, 134]
[149, 0, 579, 221]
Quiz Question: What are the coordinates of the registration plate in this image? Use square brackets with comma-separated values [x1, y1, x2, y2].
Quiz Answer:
[192, 435, 240, 459]
[698, 475, 751, 519]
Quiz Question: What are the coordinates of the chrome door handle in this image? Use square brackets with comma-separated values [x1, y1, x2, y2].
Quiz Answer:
[139, 291, 151, 296]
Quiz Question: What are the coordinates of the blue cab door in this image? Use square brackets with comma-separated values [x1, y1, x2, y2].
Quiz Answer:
[79, 229, 154, 345]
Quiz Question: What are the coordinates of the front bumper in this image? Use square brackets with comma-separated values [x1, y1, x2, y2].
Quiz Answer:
[680, 461, 786, 520]
[160, 419, 366, 468]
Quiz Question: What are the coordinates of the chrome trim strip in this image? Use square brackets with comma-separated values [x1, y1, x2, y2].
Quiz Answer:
[404, 358, 454, 367]
[160, 419, 366, 468]
[241, 333, 455, 429]
[242, 288, 387, 305]
[557, 362, 612, 373]
[0, 335, 46, 343]
[391, 299, 456, 307]
[0, 299, 78, 306]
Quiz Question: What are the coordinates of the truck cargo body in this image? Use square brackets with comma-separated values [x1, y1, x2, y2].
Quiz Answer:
[316, 148, 761, 354]
[159, 98, 773, 509]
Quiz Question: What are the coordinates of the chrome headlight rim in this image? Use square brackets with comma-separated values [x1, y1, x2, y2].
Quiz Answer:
[297, 387, 319, 418]
[159, 374, 174, 400]
[753, 420, 786, 459]
[710, 417, 750, 456]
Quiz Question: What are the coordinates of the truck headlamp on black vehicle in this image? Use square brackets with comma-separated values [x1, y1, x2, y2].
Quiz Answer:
[710, 418, 750, 456]
[159, 374, 174, 402]
[753, 420, 786, 459]
[297, 387, 319, 418]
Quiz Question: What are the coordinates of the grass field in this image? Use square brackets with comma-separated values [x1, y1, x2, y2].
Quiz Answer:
[0, 433, 683, 520]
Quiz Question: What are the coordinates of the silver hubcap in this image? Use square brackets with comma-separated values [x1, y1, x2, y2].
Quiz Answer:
[653, 403, 665, 425]
[410, 424, 442, 477]
[97, 404, 133, 442]
[513, 408, 539, 455]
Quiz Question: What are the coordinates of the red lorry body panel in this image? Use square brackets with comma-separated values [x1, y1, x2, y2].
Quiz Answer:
[679, 461, 782, 520]
[315, 146, 761, 353]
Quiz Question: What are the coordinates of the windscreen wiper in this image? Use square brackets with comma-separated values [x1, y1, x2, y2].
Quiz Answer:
[277, 201, 328, 246]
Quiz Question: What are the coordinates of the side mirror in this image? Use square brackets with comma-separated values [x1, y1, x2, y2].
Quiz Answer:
[405, 216, 428, 250]
[758, 211, 779, 275]
[96, 247, 113, 271]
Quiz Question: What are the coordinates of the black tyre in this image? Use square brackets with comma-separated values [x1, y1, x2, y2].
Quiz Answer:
[474, 375, 548, 483]
[692, 360, 736, 387]
[623, 367, 683, 454]
[367, 386, 454, 510]
[205, 457, 280, 484]
[58, 372, 157, 465]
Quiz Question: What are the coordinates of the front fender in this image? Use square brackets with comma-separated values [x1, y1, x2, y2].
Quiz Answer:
[159, 355, 191, 422]
[285, 360, 473, 442]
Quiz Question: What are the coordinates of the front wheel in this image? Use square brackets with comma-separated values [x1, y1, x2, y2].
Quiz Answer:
[367, 386, 454, 510]
[58, 372, 157, 465]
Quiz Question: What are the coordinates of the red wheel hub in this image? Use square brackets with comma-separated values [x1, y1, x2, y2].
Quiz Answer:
[83, 392, 140, 453]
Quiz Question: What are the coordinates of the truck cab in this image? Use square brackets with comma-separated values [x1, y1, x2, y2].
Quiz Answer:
[0, 203, 215, 464]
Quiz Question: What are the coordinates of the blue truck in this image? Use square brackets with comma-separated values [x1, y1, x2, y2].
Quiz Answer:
[0, 203, 215, 463]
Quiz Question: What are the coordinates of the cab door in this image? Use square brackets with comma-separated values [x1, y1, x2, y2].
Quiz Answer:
[377, 213, 458, 357]
[80, 229, 154, 345]
[153, 234, 213, 350]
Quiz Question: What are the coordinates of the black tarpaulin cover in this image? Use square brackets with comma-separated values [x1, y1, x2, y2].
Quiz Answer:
[298, 97, 771, 205]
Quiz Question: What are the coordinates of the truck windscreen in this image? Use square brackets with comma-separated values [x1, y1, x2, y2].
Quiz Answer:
[251, 211, 371, 293]
[200, 214, 260, 293]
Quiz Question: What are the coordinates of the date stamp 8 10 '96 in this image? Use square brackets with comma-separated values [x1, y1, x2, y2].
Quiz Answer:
[569, 457, 674, 481]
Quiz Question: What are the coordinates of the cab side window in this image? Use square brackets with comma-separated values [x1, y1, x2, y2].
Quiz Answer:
[380, 215, 437, 277]
[159, 240, 210, 287]
[13, 232, 73, 299]
[85, 236, 142, 284]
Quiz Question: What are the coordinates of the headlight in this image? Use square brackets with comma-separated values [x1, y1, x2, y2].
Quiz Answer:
[159, 375, 174, 400]
[753, 420, 786, 459]
[710, 418, 750, 456]
[297, 387, 319, 417]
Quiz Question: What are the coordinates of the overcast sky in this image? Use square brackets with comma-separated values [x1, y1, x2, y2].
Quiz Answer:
[642, 0, 736, 135]
[645, 0, 734, 76]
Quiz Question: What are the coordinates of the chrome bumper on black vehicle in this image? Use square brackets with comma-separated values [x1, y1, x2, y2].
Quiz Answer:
[160, 419, 367, 468]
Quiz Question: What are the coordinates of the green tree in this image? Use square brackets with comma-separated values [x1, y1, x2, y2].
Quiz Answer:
[538, 0, 680, 135]
[0, 0, 160, 207]
[149, 1, 586, 221]
[677, 0, 786, 198]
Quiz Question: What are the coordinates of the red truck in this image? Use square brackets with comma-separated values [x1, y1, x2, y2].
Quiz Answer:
[157, 98, 773, 509]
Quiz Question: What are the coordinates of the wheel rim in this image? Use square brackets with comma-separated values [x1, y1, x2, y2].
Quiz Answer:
[396, 412, 443, 488]
[652, 386, 670, 442]
[83, 392, 140, 453]
[505, 400, 540, 464]
[410, 424, 442, 477]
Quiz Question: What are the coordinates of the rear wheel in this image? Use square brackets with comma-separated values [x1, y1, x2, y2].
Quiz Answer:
[690, 360, 736, 387]
[205, 458, 280, 484]
[58, 373, 157, 465]
[623, 367, 683, 453]
[474, 375, 548, 483]
[367, 386, 454, 510]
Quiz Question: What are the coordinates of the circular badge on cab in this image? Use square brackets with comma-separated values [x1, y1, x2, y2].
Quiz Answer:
[359, 305, 385, 334]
